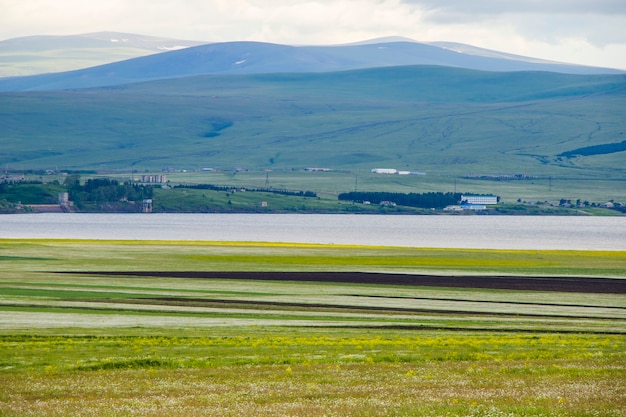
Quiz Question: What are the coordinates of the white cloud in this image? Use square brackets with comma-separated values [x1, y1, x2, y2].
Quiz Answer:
[0, 0, 624, 69]
[404, 0, 626, 16]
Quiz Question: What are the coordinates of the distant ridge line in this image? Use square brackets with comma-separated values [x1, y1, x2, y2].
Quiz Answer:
[1, 36, 622, 91]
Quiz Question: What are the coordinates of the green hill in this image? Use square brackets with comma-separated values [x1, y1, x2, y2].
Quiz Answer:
[1, 66, 625, 182]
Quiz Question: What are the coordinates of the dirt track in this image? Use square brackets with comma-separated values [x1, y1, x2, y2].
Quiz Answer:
[63, 271, 626, 294]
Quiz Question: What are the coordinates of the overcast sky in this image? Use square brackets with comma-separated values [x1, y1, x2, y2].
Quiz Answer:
[2, 0, 626, 70]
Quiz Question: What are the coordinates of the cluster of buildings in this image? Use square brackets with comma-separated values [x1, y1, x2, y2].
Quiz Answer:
[0, 174, 26, 184]
[139, 174, 167, 184]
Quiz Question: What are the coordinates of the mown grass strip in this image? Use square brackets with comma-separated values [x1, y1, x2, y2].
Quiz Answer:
[2, 238, 626, 277]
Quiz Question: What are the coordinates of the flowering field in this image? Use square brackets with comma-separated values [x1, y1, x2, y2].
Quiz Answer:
[1, 329, 625, 416]
[0, 239, 625, 416]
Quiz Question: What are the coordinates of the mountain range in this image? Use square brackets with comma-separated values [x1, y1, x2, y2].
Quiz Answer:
[0, 33, 625, 185]
[0, 33, 623, 92]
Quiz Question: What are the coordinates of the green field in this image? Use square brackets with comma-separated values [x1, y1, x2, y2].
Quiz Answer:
[161, 170, 626, 207]
[0, 239, 625, 415]
[41, 169, 626, 212]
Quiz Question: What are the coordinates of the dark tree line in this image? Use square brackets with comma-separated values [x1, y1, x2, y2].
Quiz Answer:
[558, 140, 626, 158]
[65, 175, 153, 207]
[338, 191, 461, 209]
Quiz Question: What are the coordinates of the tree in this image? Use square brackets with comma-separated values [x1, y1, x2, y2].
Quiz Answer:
[63, 174, 81, 190]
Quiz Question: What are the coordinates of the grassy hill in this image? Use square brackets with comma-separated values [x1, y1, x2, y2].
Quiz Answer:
[1, 66, 625, 190]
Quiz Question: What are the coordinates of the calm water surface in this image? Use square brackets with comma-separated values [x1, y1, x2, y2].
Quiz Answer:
[1, 213, 625, 250]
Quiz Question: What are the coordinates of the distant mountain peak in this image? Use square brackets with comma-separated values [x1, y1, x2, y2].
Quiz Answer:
[338, 36, 419, 46]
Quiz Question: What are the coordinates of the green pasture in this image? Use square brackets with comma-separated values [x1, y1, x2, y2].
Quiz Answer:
[150, 186, 379, 213]
[1, 239, 625, 415]
[162, 170, 626, 206]
[2, 238, 626, 276]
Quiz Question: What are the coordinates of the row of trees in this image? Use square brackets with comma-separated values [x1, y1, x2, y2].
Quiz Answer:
[338, 191, 461, 209]
[558, 140, 626, 158]
[64, 175, 153, 208]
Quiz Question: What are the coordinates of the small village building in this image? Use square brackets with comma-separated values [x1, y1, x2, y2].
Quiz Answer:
[140, 174, 167, 183]
[142, 199, 153, 213]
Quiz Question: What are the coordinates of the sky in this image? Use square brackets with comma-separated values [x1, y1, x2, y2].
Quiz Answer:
[2, 0, 626, 70]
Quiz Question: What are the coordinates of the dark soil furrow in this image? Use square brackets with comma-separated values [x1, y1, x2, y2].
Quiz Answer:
[57, 271, 626, 294]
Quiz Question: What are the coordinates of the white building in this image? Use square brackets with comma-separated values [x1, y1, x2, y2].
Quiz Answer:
[461, 195, 499, 205]
[371, 168, 397, 174]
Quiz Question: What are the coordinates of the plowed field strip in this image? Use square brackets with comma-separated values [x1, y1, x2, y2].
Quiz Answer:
[58, 271, 626, 293]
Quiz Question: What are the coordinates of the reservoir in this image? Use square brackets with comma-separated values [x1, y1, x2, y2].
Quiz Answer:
[1, 213, 625, 250]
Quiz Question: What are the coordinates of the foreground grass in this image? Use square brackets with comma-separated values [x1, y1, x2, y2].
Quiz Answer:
[1, 328, 625, 416]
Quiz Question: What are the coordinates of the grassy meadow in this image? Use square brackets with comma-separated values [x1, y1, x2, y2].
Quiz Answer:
[160, 170, 626, 207]
[1, 239, 625, 416]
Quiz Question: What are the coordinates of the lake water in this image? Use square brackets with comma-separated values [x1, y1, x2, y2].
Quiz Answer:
[1, 213, 625, 250]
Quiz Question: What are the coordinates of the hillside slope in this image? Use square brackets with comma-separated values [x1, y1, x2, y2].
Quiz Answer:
[1, 39, 622, 92]
[1, 66, 625, 178]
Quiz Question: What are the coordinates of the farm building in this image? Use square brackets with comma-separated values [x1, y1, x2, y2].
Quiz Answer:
[371, 168, 425, 175]
[371, 168, 398, 174]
